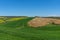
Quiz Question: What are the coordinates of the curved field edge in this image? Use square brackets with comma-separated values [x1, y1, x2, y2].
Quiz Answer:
[0, 17, 60, 40]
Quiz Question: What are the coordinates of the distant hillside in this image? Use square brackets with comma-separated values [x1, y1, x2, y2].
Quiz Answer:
[43, 17, 60, 19]
[0, 16, 60, 40]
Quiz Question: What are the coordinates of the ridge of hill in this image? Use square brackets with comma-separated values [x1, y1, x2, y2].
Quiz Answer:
[28, 17, 60, 27]
[0, 16, 60, 40]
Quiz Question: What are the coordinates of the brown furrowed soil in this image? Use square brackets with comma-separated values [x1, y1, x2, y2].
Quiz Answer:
[28, 17, 60, 27]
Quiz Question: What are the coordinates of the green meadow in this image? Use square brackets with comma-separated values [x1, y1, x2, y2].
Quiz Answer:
[0, 16, 60, 40]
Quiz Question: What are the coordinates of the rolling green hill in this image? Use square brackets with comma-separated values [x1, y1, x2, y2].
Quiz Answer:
[0, 16, 60, 40]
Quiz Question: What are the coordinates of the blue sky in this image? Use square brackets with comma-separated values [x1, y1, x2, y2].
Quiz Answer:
[0, 0, 60, 16]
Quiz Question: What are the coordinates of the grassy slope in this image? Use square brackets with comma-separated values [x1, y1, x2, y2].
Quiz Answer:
[0, 17, 60, 40]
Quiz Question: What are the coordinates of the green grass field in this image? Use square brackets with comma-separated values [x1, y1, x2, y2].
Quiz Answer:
[0, 17, 60, 40]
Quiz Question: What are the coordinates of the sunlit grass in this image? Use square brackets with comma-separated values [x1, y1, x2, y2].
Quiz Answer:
[0, 17, 60, 40]
[0, 20, 5, 23]
[6, 18, 25, 21]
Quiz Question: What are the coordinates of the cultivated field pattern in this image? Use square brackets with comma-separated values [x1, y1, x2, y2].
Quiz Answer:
[0, 16, 60, 40]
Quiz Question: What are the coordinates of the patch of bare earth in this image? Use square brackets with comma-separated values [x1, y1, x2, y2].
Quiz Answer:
[28, 17, 60, 27]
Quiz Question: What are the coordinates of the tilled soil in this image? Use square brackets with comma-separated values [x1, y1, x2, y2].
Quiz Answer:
[28, 17, 60, 27]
